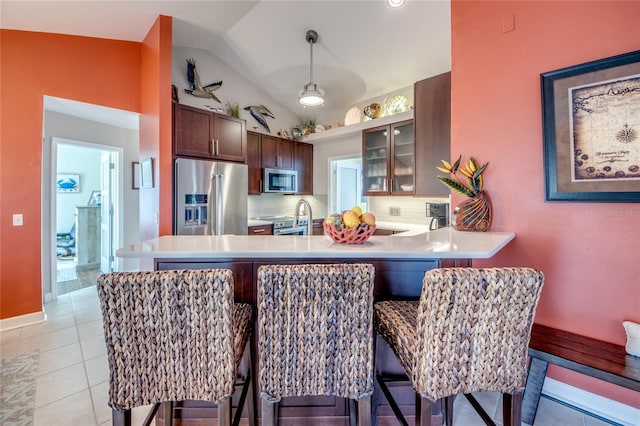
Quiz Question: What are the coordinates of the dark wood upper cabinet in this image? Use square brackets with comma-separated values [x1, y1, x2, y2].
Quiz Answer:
[294, 142, 313, 195]
[261, 134, 294, 169]
[247, 131, 262, 194]
[414, 72, 451, 196]
[248, 131, 313, 195]
[173, 103, 247, 163]
[363, 119, 415, 196]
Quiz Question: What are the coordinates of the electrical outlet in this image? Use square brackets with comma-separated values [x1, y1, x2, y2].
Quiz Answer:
[153, 212, 159, 224]
[12, 214, 23, 226]
[389, 207, 401, 216]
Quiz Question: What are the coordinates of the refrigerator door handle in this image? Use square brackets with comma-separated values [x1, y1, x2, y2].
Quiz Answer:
[205, 172, 215, 235]
[215, 173, 224, 235]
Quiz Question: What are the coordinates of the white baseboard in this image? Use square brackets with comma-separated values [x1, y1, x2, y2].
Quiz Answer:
[0, 310, 46, 331]
[543, 377, 640, 426]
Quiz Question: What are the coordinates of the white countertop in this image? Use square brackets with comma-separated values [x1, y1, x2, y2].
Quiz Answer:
[117, 227, 515, 260]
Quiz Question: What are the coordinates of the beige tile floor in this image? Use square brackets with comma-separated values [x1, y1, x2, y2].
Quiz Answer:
[0, 285, 614, 426]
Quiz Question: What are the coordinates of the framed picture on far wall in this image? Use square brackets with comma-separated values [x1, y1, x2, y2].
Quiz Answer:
[541, 49, 640, 202]
[141, 157, 154, 189]
[132, 162, 141, 189]
[56, 174, 80, 192]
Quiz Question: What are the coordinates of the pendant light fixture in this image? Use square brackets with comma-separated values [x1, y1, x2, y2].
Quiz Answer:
[298, 30, 325, 107]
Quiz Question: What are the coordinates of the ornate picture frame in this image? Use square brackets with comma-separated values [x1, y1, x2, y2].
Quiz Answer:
[541, 50, 640, 202]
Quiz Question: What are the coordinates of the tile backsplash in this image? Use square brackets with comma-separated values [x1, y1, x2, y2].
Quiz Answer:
[248, 194, 328, 219]
[369, 196, 450, 225]
[248, 193, 448, 226]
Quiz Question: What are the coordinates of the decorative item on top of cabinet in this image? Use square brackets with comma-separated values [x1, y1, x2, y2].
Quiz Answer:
[224, 100, 240, 118]
[295, 142, 313, 195]
[414, 72, 451, 196]
[173, 103, 247, 163]
[363, 119, 414, 195]
[363, 102, 383, 120]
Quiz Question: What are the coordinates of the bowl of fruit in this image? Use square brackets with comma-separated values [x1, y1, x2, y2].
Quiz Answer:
[323, 206, 377, 244]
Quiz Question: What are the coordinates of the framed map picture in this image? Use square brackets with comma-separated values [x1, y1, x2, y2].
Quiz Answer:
[542, 50, 640, 202]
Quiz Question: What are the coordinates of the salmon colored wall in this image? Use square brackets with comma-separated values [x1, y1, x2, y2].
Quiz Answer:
[452, 1, 640, 407]
[139, 15, 173, 271]
[0, 30, 141, 319]
[1, 20, 172, 318]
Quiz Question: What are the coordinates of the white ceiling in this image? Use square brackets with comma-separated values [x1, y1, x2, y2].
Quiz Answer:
[2, 0, 451, 125]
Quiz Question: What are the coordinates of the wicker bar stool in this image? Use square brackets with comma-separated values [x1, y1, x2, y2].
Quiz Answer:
[257, 263, 375, 426]
[373, 267, 544, 426]
[97, 269, 255, 426]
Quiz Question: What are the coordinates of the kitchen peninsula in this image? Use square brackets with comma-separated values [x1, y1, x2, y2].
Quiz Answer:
[116, 227, 515, 423]
[118, 227, 514, 261]
[118, 227, 515, 304]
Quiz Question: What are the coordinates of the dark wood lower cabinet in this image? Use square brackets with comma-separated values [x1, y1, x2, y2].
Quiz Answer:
[154, 257, 444, 424]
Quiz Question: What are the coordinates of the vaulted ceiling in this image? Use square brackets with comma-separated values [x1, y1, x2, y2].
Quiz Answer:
[2, 0, 451, 121]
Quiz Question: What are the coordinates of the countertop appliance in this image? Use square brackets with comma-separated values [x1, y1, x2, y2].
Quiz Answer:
[252, 215, 309, 235]
[426, 201, 450, 230]
[263, 168, 298, 193]
[175, 158, 248, 235]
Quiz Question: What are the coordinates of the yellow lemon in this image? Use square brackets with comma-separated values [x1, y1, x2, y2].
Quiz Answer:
[351, 206, 363, 217]
[361, 212, 376, 226]
[342, 210, 361, 228]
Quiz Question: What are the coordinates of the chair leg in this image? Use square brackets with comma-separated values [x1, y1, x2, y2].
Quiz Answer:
[503, 391, 523, 426]
[245, 373, 256, 426]
[415, 394, 433, 426]
[357, 396, 372, 426]
[112, 408, 131, 426]
[349, 399, 357, 426]
[261, 396, 278, 426]
[161, 402, 173, 426]
[233, 341, 255, 426]
[376, 374, 410, 426]
[444, 395, 455, 426]
[219, 396, 232, 425]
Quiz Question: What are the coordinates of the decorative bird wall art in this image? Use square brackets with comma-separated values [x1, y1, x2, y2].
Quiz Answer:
[244, 105, 275, 133]
[184, 58, 223, 103]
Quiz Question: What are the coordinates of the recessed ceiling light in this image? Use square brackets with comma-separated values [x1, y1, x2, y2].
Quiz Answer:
[387, 0, 405, 8]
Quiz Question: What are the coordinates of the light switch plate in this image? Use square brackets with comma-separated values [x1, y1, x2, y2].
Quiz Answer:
[389, 207, 401, 216]
[12, 214, 23, 226]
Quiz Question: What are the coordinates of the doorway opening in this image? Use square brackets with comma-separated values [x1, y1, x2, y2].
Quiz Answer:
[329, 155, 365, 214]
[41, 96, 140, 303]
[51, 139, 122, 297]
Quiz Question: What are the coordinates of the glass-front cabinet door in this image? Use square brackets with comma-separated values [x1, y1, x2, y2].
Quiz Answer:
[363, 119, 414, 195]
[363, 125, 390, 194]
[390, 120, 414, 194]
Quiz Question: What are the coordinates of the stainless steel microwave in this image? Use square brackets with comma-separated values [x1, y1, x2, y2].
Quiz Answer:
[263, 168, 298, 193]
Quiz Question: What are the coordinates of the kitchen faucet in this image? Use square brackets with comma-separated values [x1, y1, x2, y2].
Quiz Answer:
[294, 199, 313, 235]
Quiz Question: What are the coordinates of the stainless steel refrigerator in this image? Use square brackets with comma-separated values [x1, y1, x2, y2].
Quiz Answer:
[174, 158, 248, 235]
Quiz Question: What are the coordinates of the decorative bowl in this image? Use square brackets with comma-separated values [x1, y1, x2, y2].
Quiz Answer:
[323, 222, 376, 244]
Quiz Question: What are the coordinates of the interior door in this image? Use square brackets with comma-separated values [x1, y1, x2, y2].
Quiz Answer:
[100, 152, 115, 273]
[336, 162, 361, 212]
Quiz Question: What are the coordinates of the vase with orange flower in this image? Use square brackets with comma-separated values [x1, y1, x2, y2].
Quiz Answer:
[436, 155, 492, 232]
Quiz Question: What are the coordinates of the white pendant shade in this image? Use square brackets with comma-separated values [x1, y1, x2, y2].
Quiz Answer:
[299, 83, 325, 107]
[299, 30, 324, 107]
